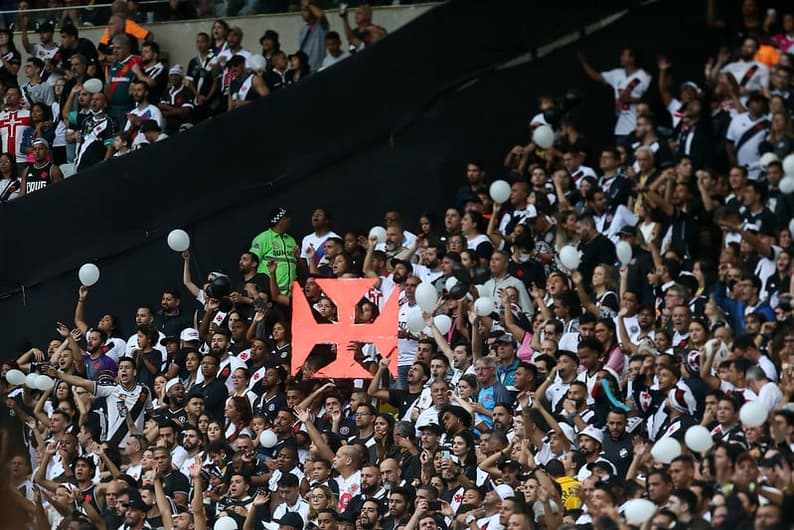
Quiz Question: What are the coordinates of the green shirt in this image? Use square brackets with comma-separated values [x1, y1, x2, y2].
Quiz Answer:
[250, 228, 298, 294]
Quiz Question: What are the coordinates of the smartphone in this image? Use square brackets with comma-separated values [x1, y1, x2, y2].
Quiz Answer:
[442, 450, 451, 459]
[428, 501, 442, 511]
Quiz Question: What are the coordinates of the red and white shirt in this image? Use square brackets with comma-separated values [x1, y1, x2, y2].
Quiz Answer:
[0, 108, 31, 163]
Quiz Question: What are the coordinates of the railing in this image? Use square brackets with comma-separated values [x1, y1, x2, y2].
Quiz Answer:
[0, 1, 429, 30]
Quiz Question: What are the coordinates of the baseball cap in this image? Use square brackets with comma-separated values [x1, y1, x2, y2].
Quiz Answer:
[32, 138, 49, 148]
[495, 333, 516, 347]
[168, 64, 185, 77]
[159, 335, 179, 346]
[278, 512, 304, 530]
[140, 119, 161, 133]
[180, 328, 200, 342]
[127, 496, 148, 511]
[577, 425, 604, 445]
[493, 484, 514, 501]
[390, 258, 413, 273]
[164, 378, 183, 394]
[418, 423, 443, 435]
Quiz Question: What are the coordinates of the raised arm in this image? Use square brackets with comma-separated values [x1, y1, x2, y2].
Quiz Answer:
[33, 443, 62, 492]
[296, 381, 334, 411]
[74, 286, 90, 335]
[295, 407, 335, 461]
[657, 56, 674, 108]
[367, 358, 391, 401]
[41, 364, 95, 393]
[424, 313, 454, 360]
[699, 340, 722, 390]
[531, 397, 572, 450]
[181, 250, 201, 298]
[153, 464, 175, 530]
[577, 52, 604, 83]
[266, 261, 291, 306]
[188, 463, 207, 530]
[571, 270, 599, 317]
[362, 235, 379, 279]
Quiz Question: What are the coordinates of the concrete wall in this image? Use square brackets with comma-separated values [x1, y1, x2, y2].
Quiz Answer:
[20, 3, 435, 71]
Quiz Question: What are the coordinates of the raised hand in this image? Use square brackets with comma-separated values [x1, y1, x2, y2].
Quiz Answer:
[252, 490, 270, 506]
[182, 250, 190, 260]
[56, 322, 70, 338]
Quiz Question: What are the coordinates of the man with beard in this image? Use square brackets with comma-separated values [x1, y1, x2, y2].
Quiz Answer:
[195, 329, 246, 391]
[575, 425, 615, 482]
[562, 381, 591, 429]
[601, 409, 633, 476]
[356, 498, 385, 530]
[155, 290, 192, 338]
[491, 403, 514, 439]
[77, 328, 118, 379]
[123, 79, 163, 148]
[410, 244, 444, 285]
[343, 464, 387, 518]
[382, 487, 411, 530]
[158, 420, 188, 470]
[161, 378, 188, 426]
[185, 393, 205, 428]
[252, 365, 288, 422]
[269, 408, 298, 457]
[123, 496, 150, 530]
[231, 252, 269, 305]
[178, 426, 204, 477]
[125, 306, 167, 357]
[188, 353, 227, 422]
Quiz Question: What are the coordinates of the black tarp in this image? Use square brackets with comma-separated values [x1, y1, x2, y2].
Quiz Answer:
[1, 0, 714, 352]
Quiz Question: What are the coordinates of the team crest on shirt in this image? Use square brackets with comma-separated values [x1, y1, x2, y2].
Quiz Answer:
[273, 242, 280, 250]
[619, 448, 629, 459]
[340, 425, 350, 436]
[268, 404, 275, 411]
[350, 484, 358, 493]
[639, 391, 652, 412]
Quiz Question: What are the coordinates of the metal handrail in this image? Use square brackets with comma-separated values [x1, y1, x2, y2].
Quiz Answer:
[1, 0, 166, 16]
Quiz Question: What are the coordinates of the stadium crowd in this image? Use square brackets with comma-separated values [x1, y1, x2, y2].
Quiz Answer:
[0, 0, 386, 199]
[7, 1, 794, 530]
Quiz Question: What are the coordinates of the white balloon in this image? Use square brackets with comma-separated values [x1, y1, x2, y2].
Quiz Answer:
[422, 326, 432, 336]
[406, 311, 426, 334]
[247, 55, 267, 72]
[684, 425, 714, 453]
[445, 276, 458, 291]
[784, 153, 794, 176]
[259, 430, 278, 448]
[415, 282, 438, 313]
[78, 263, 100, 287]
[433, 314, 452, 334]
[789, 218, 794, 238]
[489, 180, 511, 204]
[34, 375, 55, 391]
[740, 401, 769, 428]
[780, 175, 794, 194]
[475, 284, 489, 298]
[214, 516, 238, 530]
[623, 499, 657, 525]
[532, 125, 554, 149]
[760, 152, 779, 170]
[5, 369, 25, 386]
[25, 373, 39, 389]
[167, 229, 191, 252]
[369, 226, 387, 244]
[559, 245, 581, 270]
[650, 437, 681, 464]
[474, 297, 495, 317]
[616, 240, 633, 266]
[83, 78, 103, 94]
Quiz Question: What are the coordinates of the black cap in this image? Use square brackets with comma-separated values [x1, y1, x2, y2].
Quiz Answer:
[127, 496, 148, 511]
[259, 29, 279, 44]
[140, 119, 161, 133]
[618, 224, 637, 237]
[277, 472, 299, 488]
[418, 423, 443, 435]
[159, 335, 179, 346]
[278, 512, 304, 529]
[390, 258, 413, 273]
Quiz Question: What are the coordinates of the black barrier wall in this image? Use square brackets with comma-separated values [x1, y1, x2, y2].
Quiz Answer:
[0, 0, 716, 352]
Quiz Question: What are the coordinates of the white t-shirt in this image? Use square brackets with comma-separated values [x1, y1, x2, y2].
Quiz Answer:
[721, 60, 769, 94]
[726, 112, 769, 178]
[335, 470, 361, 512]
[601, 68, 652, 135]
[124, 104, 164, 147]
[300, 230, 340, 264]
[397, 302, 421, 366]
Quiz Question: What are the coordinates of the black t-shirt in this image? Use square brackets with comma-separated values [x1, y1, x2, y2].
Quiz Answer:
[388, 388, 422, 418]
[163, 407, 188, 426]
[191, 379, 227, 422]
[54, 38, 99, 72]
[161, 469, 190, 498]
[0, 49, 20, 86]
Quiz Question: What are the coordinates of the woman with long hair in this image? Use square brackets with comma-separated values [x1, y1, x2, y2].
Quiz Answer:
[418, 211, 441, 244]
[450, 431, 478, 480]
[182, 350, 201, 391]
[307, 486, 337, 525]
[553, 209, 579, 252]
[0, 153, 20, 201]
[461, 211, 493, 264]
[761, 110, 794, 158]
[454, 374, 490, 432]
[286, 51, 310, 83]
[688, 318, 711, 352]
[224, 395, 253, 448]
[228, 367, 258, 408]
[373, 413, 396, 463]
[594, 318, 624, 373]
[572, 263, 619, 319]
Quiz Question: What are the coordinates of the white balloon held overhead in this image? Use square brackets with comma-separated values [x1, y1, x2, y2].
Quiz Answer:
[78, 263, 100, 287]
[5, 369, 25, 386]
[684, 425, 713, 453]
[433, 314, 452, 334]
[559, 245, 581, 270]
[474, 297, 495, 317]
[25, 373, 38, 389]
[167, 229, 191, 252]
[214, 516, 238, 530]
[415, 282, 438, 313]
[369, 226, 387, 244]
[623, 499, 657, 525]
[740, 401, 768, 428]
[532, 124, 554, 149]
[616, 240, 633, 266]
[650, 437, 681, 464]
[489, 180, 511, 204]
[83, 78, 103, 94]
[783, 153, 794, 176]
[779, 175, 794, 194]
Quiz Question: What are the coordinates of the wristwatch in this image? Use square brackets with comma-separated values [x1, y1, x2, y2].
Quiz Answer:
[465, 515, 476, 525]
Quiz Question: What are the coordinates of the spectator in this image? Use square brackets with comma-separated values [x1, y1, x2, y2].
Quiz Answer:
[340, 4, 386, 52]
[21, 57, 54, 107]
[158, 64, 195, 134]
[19, 137, 62, 195]
[106, 34, 143, 125]
[0, 86, 32, 167]
[320, 31, 349, 71]
[298, 0, 328, 74]
[123, 79, 163, 148]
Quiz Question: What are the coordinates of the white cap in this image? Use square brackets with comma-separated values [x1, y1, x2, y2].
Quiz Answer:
[494, 484, 515, 501]
[577, 425, 604, 445]
[180, 328, 200, 342]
